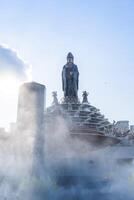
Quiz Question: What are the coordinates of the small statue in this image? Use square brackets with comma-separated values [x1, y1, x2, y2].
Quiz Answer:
[52, 91, 58, 105]
[82, 91, 89, 103]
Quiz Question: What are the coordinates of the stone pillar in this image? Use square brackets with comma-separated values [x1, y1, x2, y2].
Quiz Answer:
[16, 82, 46, 195]
[17, 82, 45, 133]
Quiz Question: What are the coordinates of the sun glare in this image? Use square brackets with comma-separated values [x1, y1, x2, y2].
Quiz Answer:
[0, 74, 22, 95]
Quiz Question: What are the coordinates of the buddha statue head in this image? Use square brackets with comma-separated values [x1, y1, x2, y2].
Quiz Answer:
[67, 52, 74, 63]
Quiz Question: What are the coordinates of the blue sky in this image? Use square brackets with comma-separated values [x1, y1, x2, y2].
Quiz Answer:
[0, 0, 134, 128]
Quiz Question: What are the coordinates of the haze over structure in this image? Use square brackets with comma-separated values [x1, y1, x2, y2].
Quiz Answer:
[0, 0, 134, 128]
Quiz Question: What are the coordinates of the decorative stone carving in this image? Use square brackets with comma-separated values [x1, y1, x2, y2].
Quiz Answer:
[82, 91, 89, 104]
[52, 91, 58, 105]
